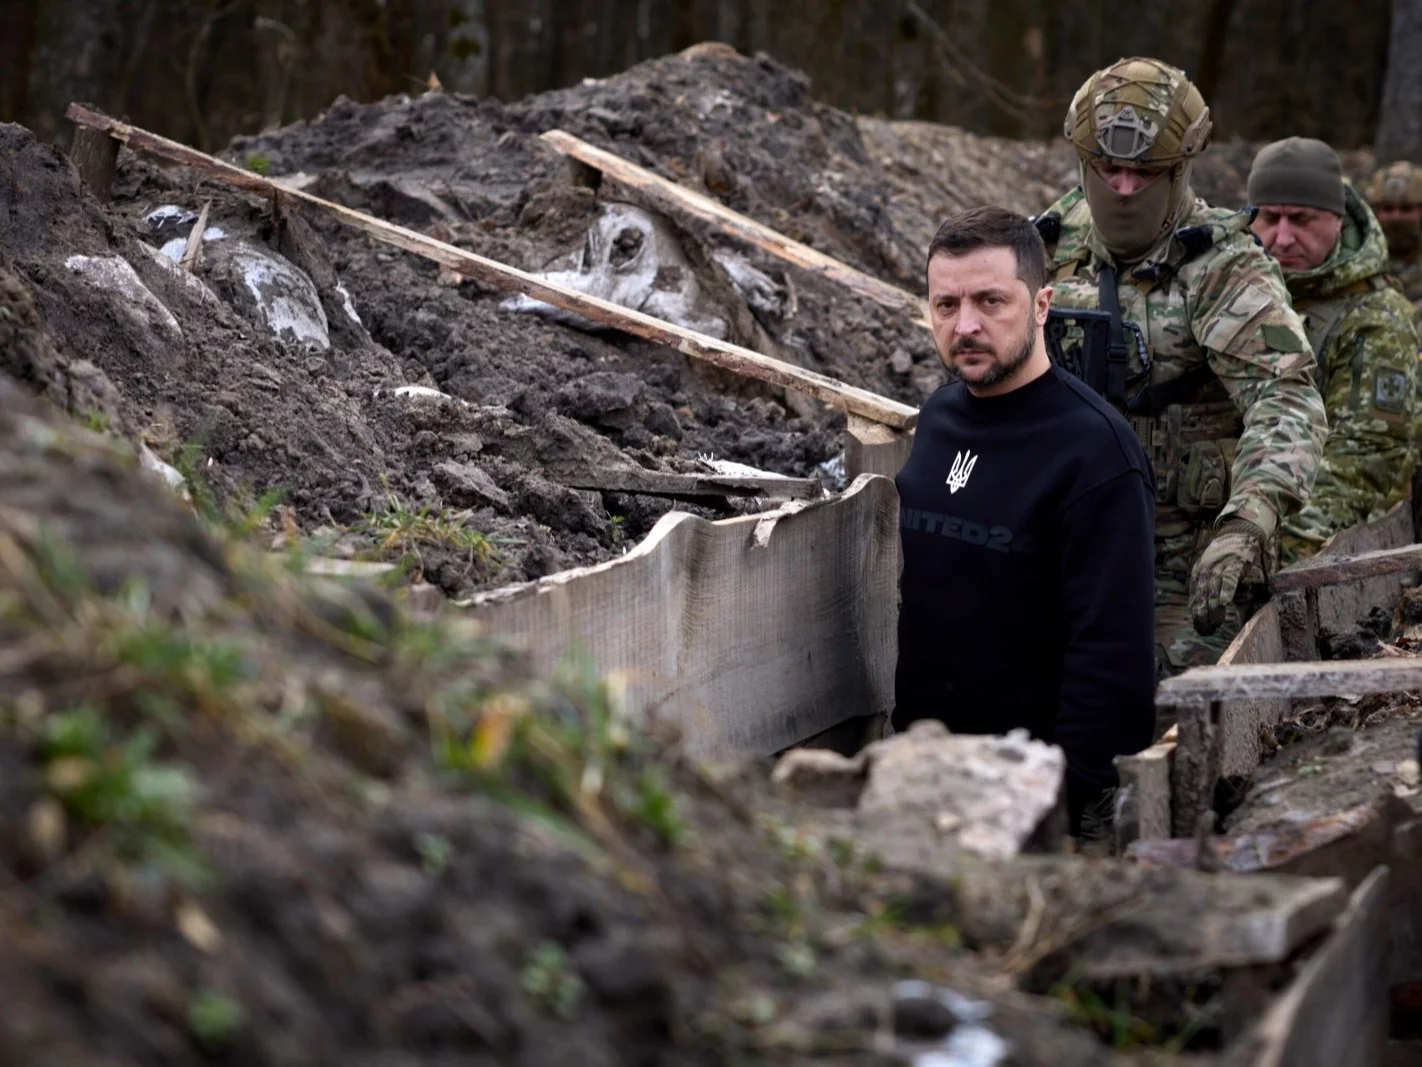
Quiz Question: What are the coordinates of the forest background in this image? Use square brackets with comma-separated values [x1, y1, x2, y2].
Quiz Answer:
[6, 0, 1422, 162]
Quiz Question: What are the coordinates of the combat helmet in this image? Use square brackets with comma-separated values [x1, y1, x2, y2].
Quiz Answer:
[1064, 57, 1213, 169]
[1365, 161, 1422, 208]
[1064, 58, 1212, 260]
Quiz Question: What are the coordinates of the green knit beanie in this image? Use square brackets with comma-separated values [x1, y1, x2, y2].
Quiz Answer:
[1247, 137, 1345, 215]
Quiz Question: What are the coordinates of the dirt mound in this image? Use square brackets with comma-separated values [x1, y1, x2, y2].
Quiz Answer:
[0, 372, 1148, 1066]
[6, 45, 1338, 600]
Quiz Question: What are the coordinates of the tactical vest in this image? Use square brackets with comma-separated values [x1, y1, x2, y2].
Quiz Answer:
[1037, 204, 1250, 521]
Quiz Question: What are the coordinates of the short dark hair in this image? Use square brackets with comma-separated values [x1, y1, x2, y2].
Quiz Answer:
[926, 206, 1048, 295]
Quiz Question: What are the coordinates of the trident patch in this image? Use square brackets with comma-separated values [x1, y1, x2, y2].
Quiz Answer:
[946, 450, 978, 494]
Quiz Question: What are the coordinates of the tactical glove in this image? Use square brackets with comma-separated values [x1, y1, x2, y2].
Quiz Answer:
[1189, 518, 1268, 637]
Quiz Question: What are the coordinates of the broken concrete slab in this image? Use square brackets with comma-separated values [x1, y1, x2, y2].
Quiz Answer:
[776, 720, 1066, 859]
[858, 721, 1066, 860]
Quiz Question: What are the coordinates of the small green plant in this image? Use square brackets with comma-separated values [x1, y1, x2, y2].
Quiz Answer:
[245, 153, 272, 175]
[358, 482, 497, 576]
[520, 941, 585, 1019]
[188, 989, 245, 1051]
[775, 940, 816, 979]
[40, 706, 207, 888]
[415, 831, 453, 874]
[79, 408, 113, 435]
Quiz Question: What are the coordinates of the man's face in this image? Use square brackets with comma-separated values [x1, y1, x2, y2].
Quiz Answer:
[1375, 203, 1422, 225]
[1091, 159, 1169, 196]
[927, 246, 1050, 393]
[1251, 204, 1344, 272]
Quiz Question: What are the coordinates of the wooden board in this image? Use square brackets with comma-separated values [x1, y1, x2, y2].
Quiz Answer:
[66, 104, 918, 431]
[1159, 657, 1422, 703]
[557, 467, 821, 500]
[539, 129, 932, 330]
[1216, 599, 1288, 779]
[462, 474, 900, 758]
[1115, 739, 1175, 844]
[1272, 542, 1422, 593]
[1312, 500, 1414, 643]
[1239, 867, 1390, 1067]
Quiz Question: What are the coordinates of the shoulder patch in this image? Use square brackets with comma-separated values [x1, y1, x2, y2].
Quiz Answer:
[1374, 365, 1410, 413]
[1260, 323, 1306, 353]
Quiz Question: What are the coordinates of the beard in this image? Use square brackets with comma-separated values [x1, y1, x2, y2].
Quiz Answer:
[948, 311, 1036, 389]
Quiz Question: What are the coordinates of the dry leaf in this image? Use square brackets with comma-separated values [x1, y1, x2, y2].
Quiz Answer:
[176, 897, 224, 953]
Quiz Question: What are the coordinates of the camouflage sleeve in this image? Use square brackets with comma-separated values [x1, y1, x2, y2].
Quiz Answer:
[1281, 295, 1420, 558]
[1189, 240, 1329, 536]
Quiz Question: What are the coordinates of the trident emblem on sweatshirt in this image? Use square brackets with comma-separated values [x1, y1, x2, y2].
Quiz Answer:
[946, 450, 977, 493]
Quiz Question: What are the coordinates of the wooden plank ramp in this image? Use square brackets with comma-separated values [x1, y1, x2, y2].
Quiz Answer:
[539, 129, 932, 330]
[461, 474, 899, 758]
[65, 104, 917, 431]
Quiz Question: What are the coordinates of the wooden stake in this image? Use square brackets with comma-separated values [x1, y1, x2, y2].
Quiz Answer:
[539, 129, 933, 331]
[69, 122, 119, 202]
[65, 103, 917, 431]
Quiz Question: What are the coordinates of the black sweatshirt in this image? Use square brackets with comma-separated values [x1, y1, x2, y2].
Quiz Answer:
[892, 364, 1157, 819]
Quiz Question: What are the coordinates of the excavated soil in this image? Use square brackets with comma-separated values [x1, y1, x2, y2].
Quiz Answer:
[4, 44, 1343, 601]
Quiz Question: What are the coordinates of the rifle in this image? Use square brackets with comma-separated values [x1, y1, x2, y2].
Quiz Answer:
[1045, 306, 1149, 408]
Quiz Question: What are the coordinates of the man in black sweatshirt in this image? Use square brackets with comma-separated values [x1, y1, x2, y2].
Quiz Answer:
[893, 206, 1157, 835]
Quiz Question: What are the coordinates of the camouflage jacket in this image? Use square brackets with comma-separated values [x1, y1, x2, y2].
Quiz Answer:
[1278, 184, 1420, 560]
[1041, 185, 1328, 579]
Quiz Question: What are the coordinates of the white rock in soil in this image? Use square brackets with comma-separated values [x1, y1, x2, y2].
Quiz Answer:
[502, 201, 729, 339]
[229, 242, 330, 349]
[64, 254, 181, 338]
[131, 241, 220, 306]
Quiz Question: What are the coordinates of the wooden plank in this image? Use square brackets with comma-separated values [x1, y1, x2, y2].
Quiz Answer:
[1215, 599, 1289, 779]
[1160, 657, 1422, 704]
[1272, 542, 1422, 593]
[558, 467, 822, 500]
[539, 129, 932, 330]
[844, 414, 915, 481]
[1241, 867, 1390, 1067]
[66, 104, 918, 431]
[1313, 500, 1415, 645]
[461, 473, 900, 758]
[1114, 739, 1175, 846]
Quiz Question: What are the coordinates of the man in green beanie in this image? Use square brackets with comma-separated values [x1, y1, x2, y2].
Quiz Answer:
[1249, 137, 1420, 562]
[1036, 58, 1326, 676]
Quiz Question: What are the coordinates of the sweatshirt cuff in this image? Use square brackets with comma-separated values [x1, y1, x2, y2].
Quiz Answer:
[1219, 496, 1277, 539]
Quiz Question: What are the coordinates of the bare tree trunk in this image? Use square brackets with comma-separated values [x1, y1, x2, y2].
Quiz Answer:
[0, 0, 40, 124]
[1193, 0, 1237, 108]
[1377, 0, 1422, 161]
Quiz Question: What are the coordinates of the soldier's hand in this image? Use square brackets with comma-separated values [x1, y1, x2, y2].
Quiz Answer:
[1189, 519, 1267, 636]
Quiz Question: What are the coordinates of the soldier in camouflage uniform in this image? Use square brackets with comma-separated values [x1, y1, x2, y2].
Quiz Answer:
[1364, 161, 1422, 309]
[1035, 58, 1328, 676]
[1246, 138, 1419, 563]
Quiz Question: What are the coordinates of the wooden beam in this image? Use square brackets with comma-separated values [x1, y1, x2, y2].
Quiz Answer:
[1273, 541, 1422, 593]
[1159, 657, 1422, 705]
[844, 414, 914, 481]
[66, 104, 918, 431]
[539, 129, 932, 331]
[559, 468, 821, 500]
